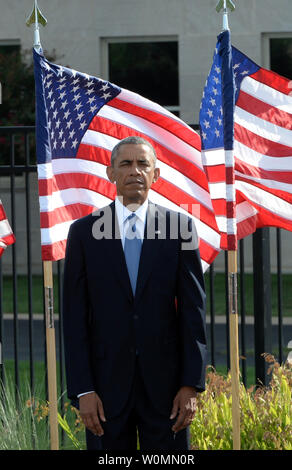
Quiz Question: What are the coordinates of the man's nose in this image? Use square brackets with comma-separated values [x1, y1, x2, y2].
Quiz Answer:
[130, 164, 141, 174]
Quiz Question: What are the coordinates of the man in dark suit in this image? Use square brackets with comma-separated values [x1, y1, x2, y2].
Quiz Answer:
[63, 136, 207, 451]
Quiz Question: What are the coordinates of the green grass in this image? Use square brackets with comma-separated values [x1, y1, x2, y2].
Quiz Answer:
[2, 360, 68, 409]
[204, 271, 292, 317]
[2, 275, 60, 314]
[2, 273, 291, 316]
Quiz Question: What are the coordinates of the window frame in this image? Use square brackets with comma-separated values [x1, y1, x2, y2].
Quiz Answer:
[262, 32, 292, 69]
[100, 35, 180, 114]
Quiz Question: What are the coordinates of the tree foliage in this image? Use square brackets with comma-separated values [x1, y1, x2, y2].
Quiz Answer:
[0, 47, 57, 164]
[0, 47, 35, 127]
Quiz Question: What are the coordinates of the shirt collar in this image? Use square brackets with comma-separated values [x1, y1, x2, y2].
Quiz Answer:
[115, 196, 148, 225]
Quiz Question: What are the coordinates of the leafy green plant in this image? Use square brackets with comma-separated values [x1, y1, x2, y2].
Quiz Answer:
[191, 354, 292, 450]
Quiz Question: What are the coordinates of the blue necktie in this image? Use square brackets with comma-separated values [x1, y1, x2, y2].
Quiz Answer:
[124, 213, 142, 294]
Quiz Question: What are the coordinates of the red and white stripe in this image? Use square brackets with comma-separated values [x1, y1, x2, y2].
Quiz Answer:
[0, 200, 15, 257]
[203, 66, 292, 247]
[38, 88, 221, 271]
[202, 148, 237, 250]
[234, 68, 292, 237]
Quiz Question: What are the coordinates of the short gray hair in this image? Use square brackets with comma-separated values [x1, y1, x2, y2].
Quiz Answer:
[110, 136, 157, 166]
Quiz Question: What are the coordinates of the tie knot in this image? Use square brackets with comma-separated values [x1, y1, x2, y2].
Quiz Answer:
[126, 213, 137, 230]
[127, 213, 136, 221]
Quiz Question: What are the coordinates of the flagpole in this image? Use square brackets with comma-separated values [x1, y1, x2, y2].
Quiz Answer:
[216, 0, 241, 450]
[26, 2, 59, 451]
[43, 261, 59, 450]
[228, 251, 240, 450]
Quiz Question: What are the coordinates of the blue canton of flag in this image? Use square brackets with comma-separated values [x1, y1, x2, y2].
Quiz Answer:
[200, 41, 225, 150]
[33, 49, 121, 164]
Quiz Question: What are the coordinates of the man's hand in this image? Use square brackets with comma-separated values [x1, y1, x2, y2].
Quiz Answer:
[79, 392, 106, 436]
[170, 386, 197, 433]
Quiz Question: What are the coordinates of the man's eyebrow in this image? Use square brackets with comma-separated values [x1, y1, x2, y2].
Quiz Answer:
[118, 157, 149, 164]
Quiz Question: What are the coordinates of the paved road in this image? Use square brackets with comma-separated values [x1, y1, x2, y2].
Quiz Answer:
[2, 316, 292, 367]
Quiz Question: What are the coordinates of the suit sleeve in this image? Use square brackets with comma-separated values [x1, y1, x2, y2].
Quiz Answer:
[177, 216, 207, 392]
[63, 221, 95, 401]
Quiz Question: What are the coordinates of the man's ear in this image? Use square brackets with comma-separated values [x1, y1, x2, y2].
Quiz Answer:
[152, 167, 160, 183]
[106, 166, 115, 183]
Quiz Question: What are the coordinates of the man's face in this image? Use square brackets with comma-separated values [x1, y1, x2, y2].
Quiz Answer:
[106, 144, 160, 207]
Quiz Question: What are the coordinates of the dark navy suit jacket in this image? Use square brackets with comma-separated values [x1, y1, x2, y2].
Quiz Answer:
[63, 201, 207, 419]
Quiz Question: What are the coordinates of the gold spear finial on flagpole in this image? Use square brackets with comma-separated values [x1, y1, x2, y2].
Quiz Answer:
[26, 0, 47, 51]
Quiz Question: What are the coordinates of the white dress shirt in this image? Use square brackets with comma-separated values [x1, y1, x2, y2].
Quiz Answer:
[115, 195, 148, 247]
[77, 197, 148, 399]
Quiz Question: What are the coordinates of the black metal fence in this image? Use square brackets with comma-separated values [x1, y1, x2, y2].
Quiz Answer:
[0, 126, 291, 409]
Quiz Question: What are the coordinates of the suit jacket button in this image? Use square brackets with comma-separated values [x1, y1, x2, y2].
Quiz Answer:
[133, 315, 138, 320]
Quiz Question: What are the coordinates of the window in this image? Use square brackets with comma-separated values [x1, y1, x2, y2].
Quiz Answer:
[270, 37, 292, 79]
[102, 38, 179, 115]
[0, 41, 22, 128]
[0, 43, 20, 55]
[262, 33, 292, 79]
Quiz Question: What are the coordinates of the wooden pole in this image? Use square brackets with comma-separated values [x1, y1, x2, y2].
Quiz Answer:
[228, 250, 240, 450]
[43, 260, 59, 450]
[26, 1, 58, 450]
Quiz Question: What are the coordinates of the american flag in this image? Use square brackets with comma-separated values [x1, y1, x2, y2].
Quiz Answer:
[33, 49, 221, 271]
[200, 30, 292, 248]
[0, 200, 15, 257]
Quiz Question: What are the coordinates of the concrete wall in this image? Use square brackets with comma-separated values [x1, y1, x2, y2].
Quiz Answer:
[0, 0, 291, 273]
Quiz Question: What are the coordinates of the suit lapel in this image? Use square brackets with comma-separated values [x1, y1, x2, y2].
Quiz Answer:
[105, 201, 133, 302]
[134, 202, 164, 304]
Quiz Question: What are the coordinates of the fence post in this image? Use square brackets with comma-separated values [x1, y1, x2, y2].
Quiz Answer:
[276, 228, 283, 364]
[252, 227, 272, 386]
[0, 258, 3, 386]
[239, 238, 247, 386]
